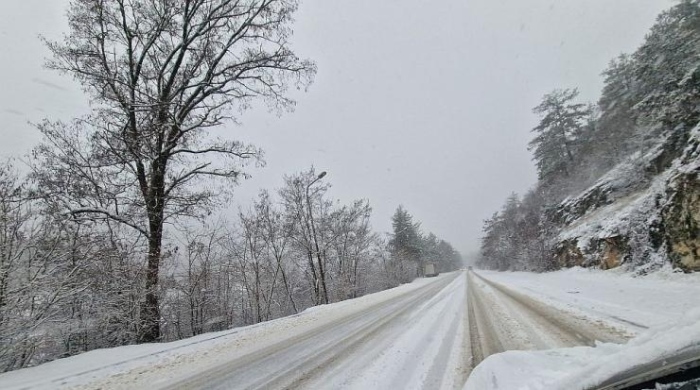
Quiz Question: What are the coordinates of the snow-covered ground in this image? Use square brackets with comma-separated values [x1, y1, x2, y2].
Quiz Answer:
[465, 268, 700, 390]
[3, 267, 699, 390]
[479, 267, 700, 332]
[465, 308, 700, 390]
[467, 271, 630, 357]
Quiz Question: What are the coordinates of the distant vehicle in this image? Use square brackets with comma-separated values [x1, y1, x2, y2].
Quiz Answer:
[424, 263, 438, 277]
[467, 266, 473, 271]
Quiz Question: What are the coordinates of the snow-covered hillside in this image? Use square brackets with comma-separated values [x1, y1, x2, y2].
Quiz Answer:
[479, 1, 700, 274]
[554, 125, 700, 272]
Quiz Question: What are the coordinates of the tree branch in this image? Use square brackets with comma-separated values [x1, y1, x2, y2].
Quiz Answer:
[69, 208, 148, 237]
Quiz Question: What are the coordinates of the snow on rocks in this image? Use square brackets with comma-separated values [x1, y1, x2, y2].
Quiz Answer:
[553, 125, 700, 271]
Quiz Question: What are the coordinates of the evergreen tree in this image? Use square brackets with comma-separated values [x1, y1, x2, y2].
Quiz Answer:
[594, 54, 640, 167]
[478, 212, 501, 270]
[634, 0, 700, 132]
[436, 239, 463, 271]
[528, 89, 591, 183]
[389, 206, 423, 274]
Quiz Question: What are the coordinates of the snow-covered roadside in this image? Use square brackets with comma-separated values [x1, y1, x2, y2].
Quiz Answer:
[479, 267, 700, 332]
[469, 272, 629, 353]
[464, 268, 700, 390]
[464, 308, 700, 390]
[0, 275, 448, 390]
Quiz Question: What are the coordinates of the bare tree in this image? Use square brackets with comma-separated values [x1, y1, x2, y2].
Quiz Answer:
[326, 200, 375, 300]
[35, 0, 315, 342]
[279, 169, 330, 305]
[255, 190, 298, 314]
[0, 162, 93, 371]
[238, 208, 269, 324]
[176, 226, 220, 336]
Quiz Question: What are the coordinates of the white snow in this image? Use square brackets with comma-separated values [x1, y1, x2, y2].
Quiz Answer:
[465, 308, 700, 390]
[304, 273, 468, 390]
[479, 267, 700, 331]
[558, 164, 669, 252]
[557, 137, 668, 228]
[465, 268, 700, 390]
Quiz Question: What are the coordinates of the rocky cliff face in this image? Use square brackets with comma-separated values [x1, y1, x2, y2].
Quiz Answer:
[662, 145, 700, 271]
[555, 236, 630, 270]
[554, 127, 700, 272]
[555, 239, 585, 268]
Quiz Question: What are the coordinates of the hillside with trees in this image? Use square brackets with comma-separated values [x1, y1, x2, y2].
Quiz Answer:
[479, 0, 700, 274]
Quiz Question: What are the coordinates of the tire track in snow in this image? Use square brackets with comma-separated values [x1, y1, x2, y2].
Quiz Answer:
[299, 272, 468, 390]
[466, 272, 504, 367]
[68, 269, 633, 390]
[422, 299, 462, 388]
[466, 270, 632, 368]
[272, 279, 457, 390]
[475, 272, 631, 346]
[383, 275, 465, 390]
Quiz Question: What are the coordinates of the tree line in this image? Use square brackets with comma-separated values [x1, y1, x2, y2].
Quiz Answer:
[0, 0, 462, 372]
[479, 0, 700, 271]
[0, 162, 462, 372]
[388, 206, 463, 280]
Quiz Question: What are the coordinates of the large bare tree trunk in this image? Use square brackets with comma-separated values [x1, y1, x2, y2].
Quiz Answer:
[141, 216, 163, 342]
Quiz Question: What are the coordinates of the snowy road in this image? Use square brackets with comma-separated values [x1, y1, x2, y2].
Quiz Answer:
[3, 268, 698, 390]
[465, 269, 700, 390]
[165, 272, 468, 390]
[58, 272, 471, 390]
[145, 271, 625, 390]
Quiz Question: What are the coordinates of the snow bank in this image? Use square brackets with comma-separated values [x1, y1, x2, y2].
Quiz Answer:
[481, 268, 700, 331]
[464, 308, 700, 390]
[464, 269, 700, 390]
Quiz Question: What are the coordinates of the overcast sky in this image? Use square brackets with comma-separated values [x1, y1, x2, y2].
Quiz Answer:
[0, 0, 673, 255]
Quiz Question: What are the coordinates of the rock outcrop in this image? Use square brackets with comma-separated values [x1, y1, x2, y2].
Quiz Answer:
[553, 127, 700, 272]
[663, 172, 700, 271]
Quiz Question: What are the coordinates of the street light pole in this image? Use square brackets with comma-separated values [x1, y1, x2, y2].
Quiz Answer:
[306, 171, 329, 304]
